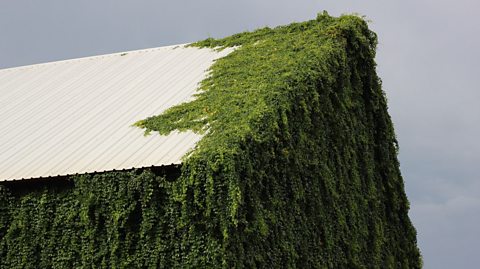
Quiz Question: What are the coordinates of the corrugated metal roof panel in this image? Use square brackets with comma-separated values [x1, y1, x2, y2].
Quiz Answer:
[0, 44, 233, 182]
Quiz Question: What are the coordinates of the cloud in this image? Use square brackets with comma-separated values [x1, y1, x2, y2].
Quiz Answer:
[1, 1, 479, 268]
[410, 195, 480, 268]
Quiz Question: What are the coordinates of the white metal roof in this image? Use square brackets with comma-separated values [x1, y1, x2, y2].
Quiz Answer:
[0, 44, 233, 182]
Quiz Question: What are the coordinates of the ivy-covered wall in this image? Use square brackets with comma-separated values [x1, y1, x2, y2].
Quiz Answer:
[0, 170, 184, 268]
[0, 13, 421, 268]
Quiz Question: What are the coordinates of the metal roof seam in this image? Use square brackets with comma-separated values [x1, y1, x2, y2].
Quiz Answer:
[40, 48, 208, 173]
[0, 44, 233, 182]
[77, 52, 213, 171]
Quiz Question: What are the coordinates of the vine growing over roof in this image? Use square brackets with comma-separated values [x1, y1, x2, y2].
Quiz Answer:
[0, 12, 421, 268]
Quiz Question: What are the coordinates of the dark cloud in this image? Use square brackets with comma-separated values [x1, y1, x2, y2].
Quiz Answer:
[1, 1, 478, 268]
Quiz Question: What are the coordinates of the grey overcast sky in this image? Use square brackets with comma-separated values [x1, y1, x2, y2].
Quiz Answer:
[1, 1, 478, 268]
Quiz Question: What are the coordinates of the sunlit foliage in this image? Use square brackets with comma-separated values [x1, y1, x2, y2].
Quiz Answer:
[0, 13, 421, 268]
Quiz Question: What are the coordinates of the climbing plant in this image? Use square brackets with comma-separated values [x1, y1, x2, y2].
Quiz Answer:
[0, 12, 421, 268]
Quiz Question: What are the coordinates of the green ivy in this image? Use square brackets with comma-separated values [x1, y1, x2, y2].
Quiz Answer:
[0, 12, 421, 268]
[0, 171, 185, 268]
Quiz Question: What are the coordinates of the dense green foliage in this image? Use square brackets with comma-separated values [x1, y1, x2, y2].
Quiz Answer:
[0, 13, 421, 268]
[0, 171, 187, 268]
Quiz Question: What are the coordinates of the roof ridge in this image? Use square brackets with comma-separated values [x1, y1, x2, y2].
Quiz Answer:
[0, 43, 191, 72]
